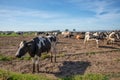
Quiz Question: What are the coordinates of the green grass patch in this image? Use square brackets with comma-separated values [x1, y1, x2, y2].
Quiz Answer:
[0, 32, 35, 37]
[2, 69, 119, 80]
[58, 53, 65, 57]
[0, 33, 19, 37]
[0, 53, 51, 61]
[41, 53, 51, 60]
[0, 69, 51, 80]
[60, 74, 109, 80]
[0, 54, 31, 61]
[0, 54, 13, 61]
[0, 69, 110, 80]
[18, 56, 31, 61]
[86, 52, 96, 56]
[107, 72, 120, 79]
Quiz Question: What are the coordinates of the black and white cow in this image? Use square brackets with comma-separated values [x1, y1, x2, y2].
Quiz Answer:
[15, 35, 57, 73]
[84, 32, 99, 48]
[98, 32, 108, 40]
[107, 31, 119, 44]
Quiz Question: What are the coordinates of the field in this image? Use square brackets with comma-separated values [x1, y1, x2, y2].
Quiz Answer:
[0, 34, 120, 80]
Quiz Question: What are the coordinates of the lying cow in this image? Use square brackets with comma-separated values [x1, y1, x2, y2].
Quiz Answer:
[15, 35, 57, 73]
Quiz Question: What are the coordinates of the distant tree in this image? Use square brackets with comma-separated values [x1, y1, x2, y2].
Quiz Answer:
[73, 29, 76, 32]
[65, 29, 69, 32]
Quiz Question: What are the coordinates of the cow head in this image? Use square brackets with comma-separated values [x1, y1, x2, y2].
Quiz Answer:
[15, 41, 28, 58]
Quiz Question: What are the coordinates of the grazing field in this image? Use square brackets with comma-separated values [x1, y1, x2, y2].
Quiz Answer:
[0, 34, 120, 80]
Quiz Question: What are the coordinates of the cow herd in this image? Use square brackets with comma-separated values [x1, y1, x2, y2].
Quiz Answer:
[15, 30, 120, 73]
[61, 30, 119, 47]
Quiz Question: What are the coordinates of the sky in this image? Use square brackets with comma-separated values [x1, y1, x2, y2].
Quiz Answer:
[0, 0, 120, 31]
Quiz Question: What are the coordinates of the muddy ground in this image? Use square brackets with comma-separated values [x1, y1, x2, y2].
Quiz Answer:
[0, 35, 120, 79]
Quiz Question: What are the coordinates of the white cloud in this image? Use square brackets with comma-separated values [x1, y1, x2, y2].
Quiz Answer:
[0, 8, 66, 19]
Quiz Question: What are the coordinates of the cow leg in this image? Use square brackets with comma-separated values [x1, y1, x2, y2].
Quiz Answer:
[32, 58, 36, 73]
[96, 40, 99, 48]
[84, 39, 87, 48]
[53, 48, 57, 63]
[84, 40, 87, 48]
[54, 53, 56, 63]
[33, 63, 35, 73]
[50, 52, 53, 62]
[37, 64, 39, 73]
[35, 56, 40, 73]
[51, 49, 57, 63]
[53, 43, 57, 63]
[51, 42, 57, 63]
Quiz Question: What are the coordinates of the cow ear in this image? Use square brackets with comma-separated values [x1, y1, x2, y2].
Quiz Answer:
[22, 40, 27, 46]
[23, 40, 27, 44]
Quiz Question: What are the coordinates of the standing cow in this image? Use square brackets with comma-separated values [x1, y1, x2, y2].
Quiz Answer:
[84, 32, 99, 48]
[15, 35, 57, 73]
[107, 31, 119, 44]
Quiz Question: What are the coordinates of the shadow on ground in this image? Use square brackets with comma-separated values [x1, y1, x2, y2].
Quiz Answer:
[41, 61, 91, 78]
[55, 61, 91, 77]
[99, 46, 120, 49]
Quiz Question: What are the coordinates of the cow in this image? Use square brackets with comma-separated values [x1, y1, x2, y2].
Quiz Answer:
[15, 35, 57, 73]
[98, 32, 108, 40]
[84, 32, 99, 48]
[107, 31, 119, 44]
[76, 35, 81, 40]
[61, 31, 73, 38]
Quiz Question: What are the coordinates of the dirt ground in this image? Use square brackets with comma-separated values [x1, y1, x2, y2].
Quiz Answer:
[0, 35, 120, 79]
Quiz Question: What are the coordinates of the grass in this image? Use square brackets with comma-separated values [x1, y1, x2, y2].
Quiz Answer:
[18, 56, 31, 60]
[0, 32, 35, 37]
[0, 54, 31, 61]
[0, 33, 19, 37]
[0, 70, 119, 80]
[86, 52, 96, 56]
[0, 69, 110, 80]
[41, 53, 51, 60]
[0, 54, 13, 61]
[0, 53, 57, 61]
[0, 69, 51, 80]
[58, 53, 65, 57]
[41, 52, 66, 60]
[108, 72, 120, 79]
[60, 74, 109, 80]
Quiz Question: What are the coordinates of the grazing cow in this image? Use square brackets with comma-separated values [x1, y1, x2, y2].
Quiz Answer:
[61, 31, 73, 38]
[107, 32, 119, 44]
[84, 32, 99, 48]
[15, 35, 57, 73]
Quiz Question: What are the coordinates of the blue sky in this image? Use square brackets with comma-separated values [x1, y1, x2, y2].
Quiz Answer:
[0, 0, 120, 31]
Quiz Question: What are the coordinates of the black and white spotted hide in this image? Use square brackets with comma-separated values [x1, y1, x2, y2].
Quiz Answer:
[15, 35, 57, 73]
